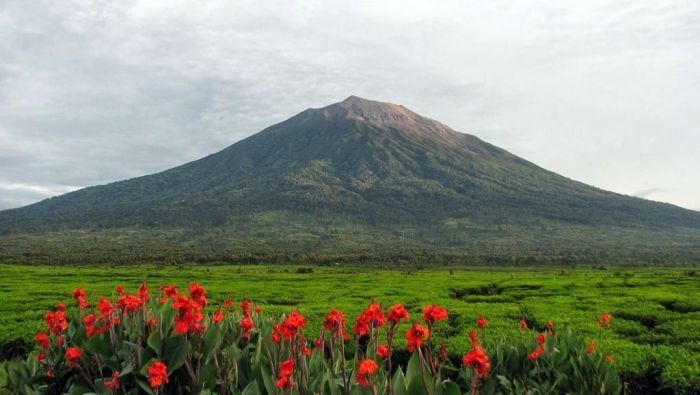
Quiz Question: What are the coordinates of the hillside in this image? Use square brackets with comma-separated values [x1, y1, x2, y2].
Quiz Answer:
[1, 96, 699, 265]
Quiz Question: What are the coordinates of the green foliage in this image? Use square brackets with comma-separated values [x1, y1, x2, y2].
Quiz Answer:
[0, 284, 622, 394]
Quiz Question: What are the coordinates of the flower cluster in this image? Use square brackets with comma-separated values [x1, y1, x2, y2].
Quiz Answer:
[18, 282, 617, 395]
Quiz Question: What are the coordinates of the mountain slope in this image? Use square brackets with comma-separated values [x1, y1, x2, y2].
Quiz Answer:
[1, 96, 699, 264]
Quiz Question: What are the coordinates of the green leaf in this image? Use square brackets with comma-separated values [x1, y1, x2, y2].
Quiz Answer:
[147, 330, 162, 356]
[163, 335, 187, 371]
[242, 380, 261, 395]
[203, 324, 223, 361]
[392, 368, 407, 395]
[441, 380, 461, 395]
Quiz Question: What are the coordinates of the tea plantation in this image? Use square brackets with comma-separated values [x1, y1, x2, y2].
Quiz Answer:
[0, 264, 699, 393]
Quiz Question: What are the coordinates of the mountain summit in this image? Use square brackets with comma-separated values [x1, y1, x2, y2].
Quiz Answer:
[1, 96, 699, 264]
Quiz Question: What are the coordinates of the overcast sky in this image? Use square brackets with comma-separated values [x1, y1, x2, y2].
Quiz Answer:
[1, 0, 698, 211]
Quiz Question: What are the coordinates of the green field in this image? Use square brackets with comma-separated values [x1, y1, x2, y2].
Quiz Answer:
[1, 264, 699, 393]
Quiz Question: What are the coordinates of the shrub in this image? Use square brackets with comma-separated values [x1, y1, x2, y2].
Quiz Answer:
[0, 283, 621, 394]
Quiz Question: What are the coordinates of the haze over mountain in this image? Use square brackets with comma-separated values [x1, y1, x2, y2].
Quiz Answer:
[1, 97, 699, 265]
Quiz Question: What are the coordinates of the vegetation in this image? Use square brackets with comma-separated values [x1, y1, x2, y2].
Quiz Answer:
[0, 280, 621, 394]
[1, 97, 698, 265]
[0, 264, 699, 393]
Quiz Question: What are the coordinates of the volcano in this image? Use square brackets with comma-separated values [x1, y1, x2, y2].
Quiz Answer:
[1, 96, 698, 264]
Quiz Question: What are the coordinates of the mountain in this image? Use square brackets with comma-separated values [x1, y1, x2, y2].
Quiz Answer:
[1, 96, 699, 265]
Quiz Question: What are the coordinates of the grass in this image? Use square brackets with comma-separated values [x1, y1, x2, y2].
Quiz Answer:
[1, 264, 699, 393]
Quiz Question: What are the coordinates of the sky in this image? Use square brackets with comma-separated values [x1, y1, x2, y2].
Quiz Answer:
[0, 0, 698, 211]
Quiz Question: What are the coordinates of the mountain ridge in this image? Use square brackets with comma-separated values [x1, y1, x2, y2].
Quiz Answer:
[1, 96, 699, 265]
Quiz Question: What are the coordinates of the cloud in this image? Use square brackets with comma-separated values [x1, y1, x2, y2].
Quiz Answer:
[633, 188, 667, 199]
[0, 0, 698, 211]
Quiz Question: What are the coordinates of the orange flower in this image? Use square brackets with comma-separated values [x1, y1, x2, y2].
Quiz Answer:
[422, 304, 448, 324]
[405, 322, 429, 352]
[147, 361, 169, 388]
[356, 359, 379, 388]
[463, 346, 490, 378]
[604, 354, 614, 362]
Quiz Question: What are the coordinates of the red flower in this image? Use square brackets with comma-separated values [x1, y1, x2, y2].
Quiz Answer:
[528, 346, 544, 360]
[35, 332, 50, 349]
[71, 288, 88, 309]
[387, 304, 410, 324]
[146, 316, 158, 327]
[604, 354, 614, 362]
[160, 284, 178, 304]
[353, 302, 386, 336]
[356, 359, 379, 388]
[115, 285, 124, 294]
[56, 302, 66, 311]
[597, 313, 612, 329]
[65, 347, 81, 368]
[97, 297, 114, 319]
[323, 309, 348, 338]
[519, 319, 528, 330]
[476, 316, 487, 329]
[44, 311, 68, 334]
[422, 304, 448, 324]
[353, 317, 370, 336]
[468, 330, 479, 347]
[188, 283, 207, 306]
[172, 294, 205, 334]
[537, 332, 546, 345]
[254, 305, 262, 314]
[138, 282, 149, 302]
[45, 370, 53, 378]
[274, 311, 306, 341]
[239, 316, 254, 339]
[117, 294, 143, 313]
[275, 359, 295, 389]
[405, 322, 429, 352]
[586, 339, 597, 354]
[223, 298, 233, 309]
[37, 353, 45, 362]
[105, 371, 120, 392]
[546, 321, 554, 333]
[212, 310, 224, 323]
[303, 346, 312, 356]
[240, 300, 251, 317]
[82, 313, 99, 337]
[463, 346, 491, 378]
[147, 361, 169, 388]
[377, 344, 389, 359]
